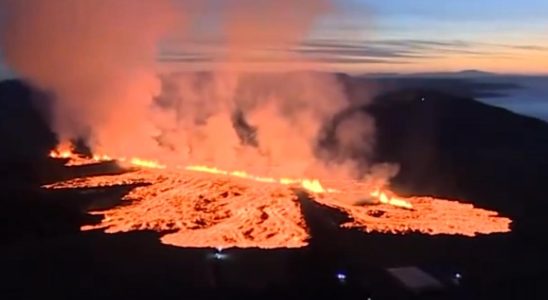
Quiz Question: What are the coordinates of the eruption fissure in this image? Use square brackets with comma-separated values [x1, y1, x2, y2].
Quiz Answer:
[44, 144, 512, 248]
[48, 143, 407, 206]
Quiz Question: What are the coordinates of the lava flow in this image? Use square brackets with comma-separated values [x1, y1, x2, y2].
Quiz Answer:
[44, 145, 512, 249]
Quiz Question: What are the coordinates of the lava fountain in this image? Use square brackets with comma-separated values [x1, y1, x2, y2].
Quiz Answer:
[44, 145, 512, 249]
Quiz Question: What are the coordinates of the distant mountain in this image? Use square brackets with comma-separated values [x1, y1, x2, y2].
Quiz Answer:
[0, 80, 55, 159]
[363, 69, 497, 78]
[410, 69, 496, 78]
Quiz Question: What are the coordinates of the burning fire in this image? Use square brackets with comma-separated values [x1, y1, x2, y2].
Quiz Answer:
[44, 143, 511, 248]
[370, 189, 413, 210]
[48, 140, 74, 159]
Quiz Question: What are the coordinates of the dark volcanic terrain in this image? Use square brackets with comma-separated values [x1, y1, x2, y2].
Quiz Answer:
[0, 78, 547, 299]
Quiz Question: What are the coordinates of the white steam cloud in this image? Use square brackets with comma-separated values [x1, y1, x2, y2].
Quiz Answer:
[0, 0, 390, 181]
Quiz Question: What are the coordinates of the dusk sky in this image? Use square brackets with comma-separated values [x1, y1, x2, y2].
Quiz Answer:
[310, 0, 548, 73]
[1, 0, 547, 77]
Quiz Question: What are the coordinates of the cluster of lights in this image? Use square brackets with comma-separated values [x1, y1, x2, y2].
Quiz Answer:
[336, 272, 347, 283]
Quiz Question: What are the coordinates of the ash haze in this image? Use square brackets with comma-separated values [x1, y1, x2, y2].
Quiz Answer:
[0, 0, 381, 182]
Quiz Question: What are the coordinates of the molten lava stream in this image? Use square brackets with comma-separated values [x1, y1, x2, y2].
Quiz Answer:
[44, 146, 512, 248]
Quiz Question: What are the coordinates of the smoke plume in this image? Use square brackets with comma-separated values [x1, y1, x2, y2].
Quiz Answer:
[1, 0, 391, 181]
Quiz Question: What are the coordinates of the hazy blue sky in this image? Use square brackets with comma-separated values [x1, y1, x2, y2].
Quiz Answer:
[328, 0, 548, 40]
[300, 0, 548, 73]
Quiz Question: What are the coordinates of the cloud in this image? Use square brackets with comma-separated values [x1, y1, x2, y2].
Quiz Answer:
[157, 38, 501, 67]
[506, 44, 548, 51]
[292, 39, 546, 66]
[298, 42, 422, 58]
[158, 52, 407, 65]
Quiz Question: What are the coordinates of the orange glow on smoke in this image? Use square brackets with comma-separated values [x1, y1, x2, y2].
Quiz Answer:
[45, 143, 511, 248]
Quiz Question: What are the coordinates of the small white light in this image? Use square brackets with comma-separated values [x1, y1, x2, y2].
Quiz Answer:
[214, 253, 228, 260]
[336, 273, 347, 281]
[455, 273, 462, 279]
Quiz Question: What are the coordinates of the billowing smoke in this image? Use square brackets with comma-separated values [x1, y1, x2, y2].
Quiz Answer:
[0, 0, 182, 158]
[0, 0, 393, 182]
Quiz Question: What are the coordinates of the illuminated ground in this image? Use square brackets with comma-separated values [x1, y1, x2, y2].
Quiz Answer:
[44, 153, 511, 248]
[46, 169, 308, 248]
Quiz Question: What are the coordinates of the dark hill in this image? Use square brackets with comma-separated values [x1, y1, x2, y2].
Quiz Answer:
[0, 80, 57, 184]
[368, 89, 548, 224]
[0, 79, 55, 159]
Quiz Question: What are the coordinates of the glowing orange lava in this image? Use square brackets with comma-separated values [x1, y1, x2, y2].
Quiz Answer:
[44, 145, 512, 248]
[46, 169, 309, 248]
